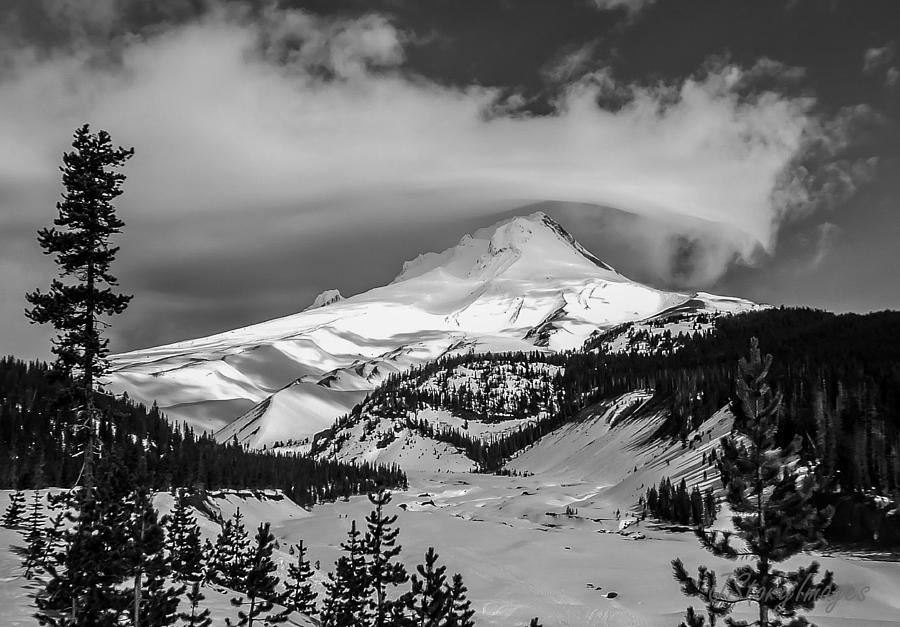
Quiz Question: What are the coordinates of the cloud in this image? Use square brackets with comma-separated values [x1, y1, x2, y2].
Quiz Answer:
[863, 43, 898, 87]
[887, 67, 900, 87]
[863, 43, 894, 73]
[590, 0, 657, 13]
[0, 3, 878, 354]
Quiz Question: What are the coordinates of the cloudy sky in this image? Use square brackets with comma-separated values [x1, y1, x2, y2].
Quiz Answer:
[2, 0, 898, 361]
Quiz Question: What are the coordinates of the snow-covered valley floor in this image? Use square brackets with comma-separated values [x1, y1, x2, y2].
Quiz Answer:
[3, 471, 899, 626]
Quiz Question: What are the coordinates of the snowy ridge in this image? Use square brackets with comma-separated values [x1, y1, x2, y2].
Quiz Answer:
[313, 356, 566, 470]
[108, 212, 759, 448]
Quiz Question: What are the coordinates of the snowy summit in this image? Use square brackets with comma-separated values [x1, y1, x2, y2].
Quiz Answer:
[107, 213, 758, 447]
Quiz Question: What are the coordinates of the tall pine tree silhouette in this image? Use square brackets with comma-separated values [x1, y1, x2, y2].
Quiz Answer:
[25, 124, 133, 489]
[672, 338, 836, 626]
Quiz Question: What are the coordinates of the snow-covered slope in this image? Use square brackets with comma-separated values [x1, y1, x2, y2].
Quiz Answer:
[108, 212, 759, 448]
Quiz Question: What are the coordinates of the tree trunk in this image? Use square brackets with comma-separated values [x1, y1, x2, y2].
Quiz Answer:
[134, 500, 146, 626]
[134, 569, 143, 627]
[83, 256, 96, 490]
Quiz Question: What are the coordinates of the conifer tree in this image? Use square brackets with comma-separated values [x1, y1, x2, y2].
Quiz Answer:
[283, 539, 318, 617]
[22, 491, 47, 578]
[2, 490, 26, 529]
[364, 488, 408, 626]
[128, 487, 183, 626]
[179, 581, 213, 627]
[403, 547, 451, 626]
[672, 338, 836, 626]
[40, 499, 68, 577]
[36, 455, 134, 626]
[227, 522, 287, 626]
[446, 573, 476, 627]
[165, 488, 205, 582]
[25, 124, 133, 489]
[322, 520, 371, 626]
[528, 619, 543, 627]
[207, 509, 253, 591]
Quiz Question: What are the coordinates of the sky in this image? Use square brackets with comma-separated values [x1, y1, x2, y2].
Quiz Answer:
[1, 0, 898, 361]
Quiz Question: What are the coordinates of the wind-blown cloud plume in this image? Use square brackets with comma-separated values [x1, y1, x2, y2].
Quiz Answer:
[0, 2, 876, 355]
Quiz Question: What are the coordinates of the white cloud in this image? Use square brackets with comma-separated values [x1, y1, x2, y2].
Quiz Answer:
[0, 5, 866, 291]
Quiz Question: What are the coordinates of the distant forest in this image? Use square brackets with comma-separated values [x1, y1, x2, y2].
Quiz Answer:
[0, 357, 406, 505]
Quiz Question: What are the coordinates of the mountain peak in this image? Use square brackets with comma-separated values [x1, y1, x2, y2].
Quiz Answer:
[392, 211, 616, 284]
[304, 289, 344, 311]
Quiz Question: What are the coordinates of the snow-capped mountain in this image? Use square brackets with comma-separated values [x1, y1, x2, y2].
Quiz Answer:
[107, 212, 759, 448]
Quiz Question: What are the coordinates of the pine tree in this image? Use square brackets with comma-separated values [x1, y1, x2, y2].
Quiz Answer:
[25, 124, 133, 489]
[283, 539, 318, 618]
[2, 490, 26, 529]
[446, 573, 475, 627]
[179, 581, 213, 627]
[36, 455, 134, 626]
[672, 338, 837, 626]
[40, 498, 68, 577]
[528, 619, 543, 627]
[207, 508, 253, 591]
[364, 488, 408, 626]
[322, 520, 371, 626]
[403, 547, 451, 626]
[128, 487, 183, 626]
[165, 488, 205, 582]
[22, 491, 46, 578]
[227, 522, 286, 626]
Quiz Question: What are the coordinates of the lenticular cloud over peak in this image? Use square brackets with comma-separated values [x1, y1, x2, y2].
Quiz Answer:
[0, 4, 841, 274]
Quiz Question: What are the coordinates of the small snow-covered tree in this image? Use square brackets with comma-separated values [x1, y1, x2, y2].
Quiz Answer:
[179, 581, 213, 627]
[22, 491, 46, 578]
[322, 520, 371, 626]
[364, 489, 408, 625]
[403, 547, 451, 626]
[283, 539, 318, 617]
[672, 338, 837, 626]
[207, 508, 252, 591]
[446, 573, 476, 627]
[36, 455, 134, 626]
[165, 488, 204, 581]
[128, 487, 182, 626]
[227, 522, 286, 626]
[2, 490, 26, 529]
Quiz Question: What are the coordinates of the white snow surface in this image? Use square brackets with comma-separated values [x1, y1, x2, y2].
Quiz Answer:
[107, 212, 759, 448]
[4, 441, 899, 627]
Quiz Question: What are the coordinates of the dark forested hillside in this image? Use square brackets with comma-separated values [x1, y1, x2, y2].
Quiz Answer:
[314, 308, 900, 543]
[0, 356, 406, 505]
[577, 308, 900, 495]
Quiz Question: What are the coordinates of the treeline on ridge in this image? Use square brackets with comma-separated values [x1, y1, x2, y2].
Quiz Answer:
[0, 356, 407, 505]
